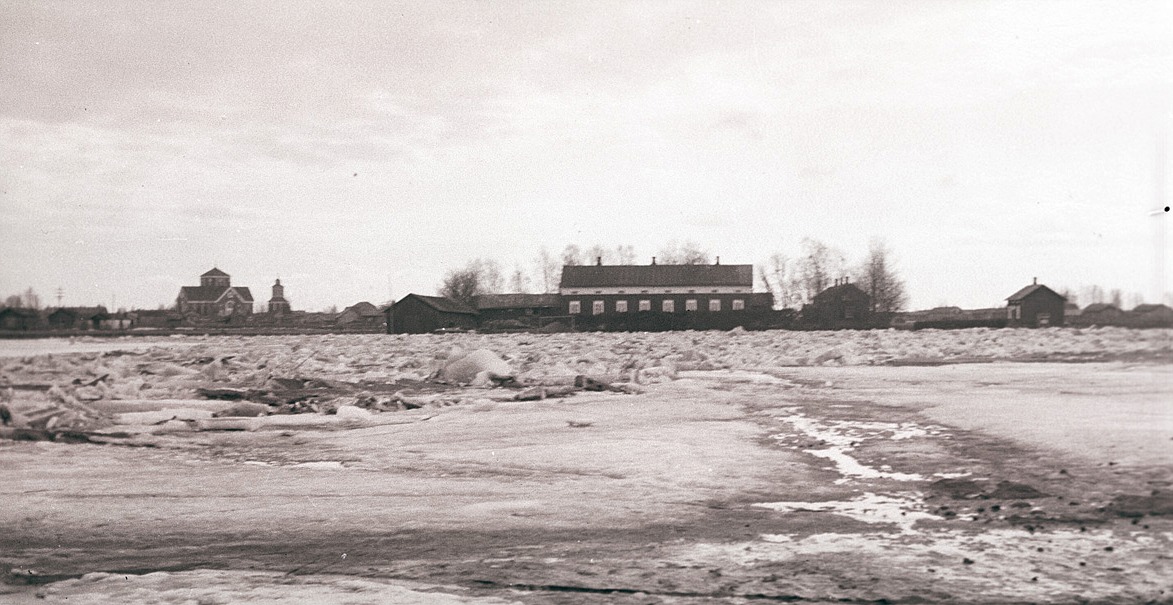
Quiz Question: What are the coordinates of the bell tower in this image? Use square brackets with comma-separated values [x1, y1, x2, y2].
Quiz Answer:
[268, 278, 291, 314]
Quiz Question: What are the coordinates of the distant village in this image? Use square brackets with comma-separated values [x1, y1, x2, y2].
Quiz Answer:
[2, 259, 1171, 336]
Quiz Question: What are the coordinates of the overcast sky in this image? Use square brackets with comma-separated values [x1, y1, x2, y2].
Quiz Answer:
[2, 1, 1170, 312]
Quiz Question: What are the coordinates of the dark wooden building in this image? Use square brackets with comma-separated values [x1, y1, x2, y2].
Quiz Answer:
[802, 279, 873, 329]
[46, 306, 108, 330]
[474, 294, 562, 323]
[559, 259, 770, 316]
[1074, 303, 1123, 326]
[387, 294, 478, 334]
[0, 308, 43, 331]
[1006, 279, 1066, 327]
[337, 301, 385, 330]
[1127, 303, 1173, 327]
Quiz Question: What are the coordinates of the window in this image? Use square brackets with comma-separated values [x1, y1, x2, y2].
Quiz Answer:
[662, 300, 675, 313]
[639, 300, 651, 311]
[616, 300, 628, 313]
[732, 299, 745, 310]
[592, 300, 604, 315]
[685, 299, 698, 311]
[709, 299, 721, 312]
[569, 301, 581, 314]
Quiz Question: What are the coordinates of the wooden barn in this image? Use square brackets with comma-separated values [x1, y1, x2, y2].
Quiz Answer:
[802, 279, 873, 330]
[1075, 303, 1124, 326]
[0, 308, 43, 331]
[474, 294, 562, 323]
[386, 294, 478, 334]
[46, 306, 108, 330]
[1127, 303, 1173, 327]
[1006, 279, 1066, 327]
[337, 301, 385, 330]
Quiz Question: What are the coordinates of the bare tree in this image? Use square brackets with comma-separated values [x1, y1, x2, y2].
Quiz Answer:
[1081, 285, 1106, 305]
[614, 244, 637, 264]
[509, 266, 530, 293]
[3, 294, 21, 308]
[562, 244, 584, 267]
[438, 259, 503, 307]
[534, 247, 561, 293]
[757, 252, 795, 309]
[791, 238, 845, 305]
[1109, 289, 1124, 309]
[854, 239, 907, 313]
[658, 240, 711, 265]
[584, 244, 612, 265]
[20, 288, 41, 310]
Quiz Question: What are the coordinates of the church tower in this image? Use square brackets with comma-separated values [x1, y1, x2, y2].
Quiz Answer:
[268, 278, 291, 314]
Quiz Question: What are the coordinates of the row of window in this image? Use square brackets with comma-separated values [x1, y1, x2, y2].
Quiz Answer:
[568, 299, 746, 314]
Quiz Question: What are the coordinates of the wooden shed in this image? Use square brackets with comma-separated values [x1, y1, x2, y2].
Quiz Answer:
[387, 294, 478, 334]
[802, 279, 873, 329]
[1006, 279, 1066, 327]
[473, 294, 562, 323]
[0, 308, 43, 331]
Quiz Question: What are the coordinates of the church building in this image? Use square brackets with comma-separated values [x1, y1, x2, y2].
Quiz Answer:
[176, 268, 255, 317]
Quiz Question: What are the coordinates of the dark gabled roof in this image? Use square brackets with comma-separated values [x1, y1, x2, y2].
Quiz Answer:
[0, 307, 40, 318]
[1132, 304, 1172, 314]
[474, 293, 561, 310]
[228, 287, 254, 302]
[179, 286, 253, 303]
[396, 294, 478, 315]
[1006, 283, 1064, 302]
[1082, 303, 1120, 314]
[811, 282, 870, 303]
[560, 264, 753, 289]
[202, 267, 230, 278]
[48, 306, 108, 318]
[342, 301, 381, 316]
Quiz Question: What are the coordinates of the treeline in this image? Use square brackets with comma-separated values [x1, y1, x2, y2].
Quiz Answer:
[438, 238, 910, 313]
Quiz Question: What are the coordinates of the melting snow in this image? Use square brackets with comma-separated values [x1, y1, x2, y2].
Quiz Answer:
[756, 492, 939, 534]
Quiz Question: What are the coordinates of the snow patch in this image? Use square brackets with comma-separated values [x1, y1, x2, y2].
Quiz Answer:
[756, 492, 939, 534]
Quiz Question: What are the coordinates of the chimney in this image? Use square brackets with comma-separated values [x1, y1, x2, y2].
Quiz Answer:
[1033, 277, 1038, 285]
[596, 256, 602, 266]
[715, 256, 720, 265]
[651, 256, 656, 265]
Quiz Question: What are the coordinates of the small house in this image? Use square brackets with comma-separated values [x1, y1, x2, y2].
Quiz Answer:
[1006, 279, 1065, 327]
[46, 306, 108, 330]
[387, 294, 478, 334]
[0, 308, 43, 331]
[1127, 303, 1173, 327]
[337, 301, 385, 330]
[802, 279, 872, 329]
[1076, 303, 1123, 326]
